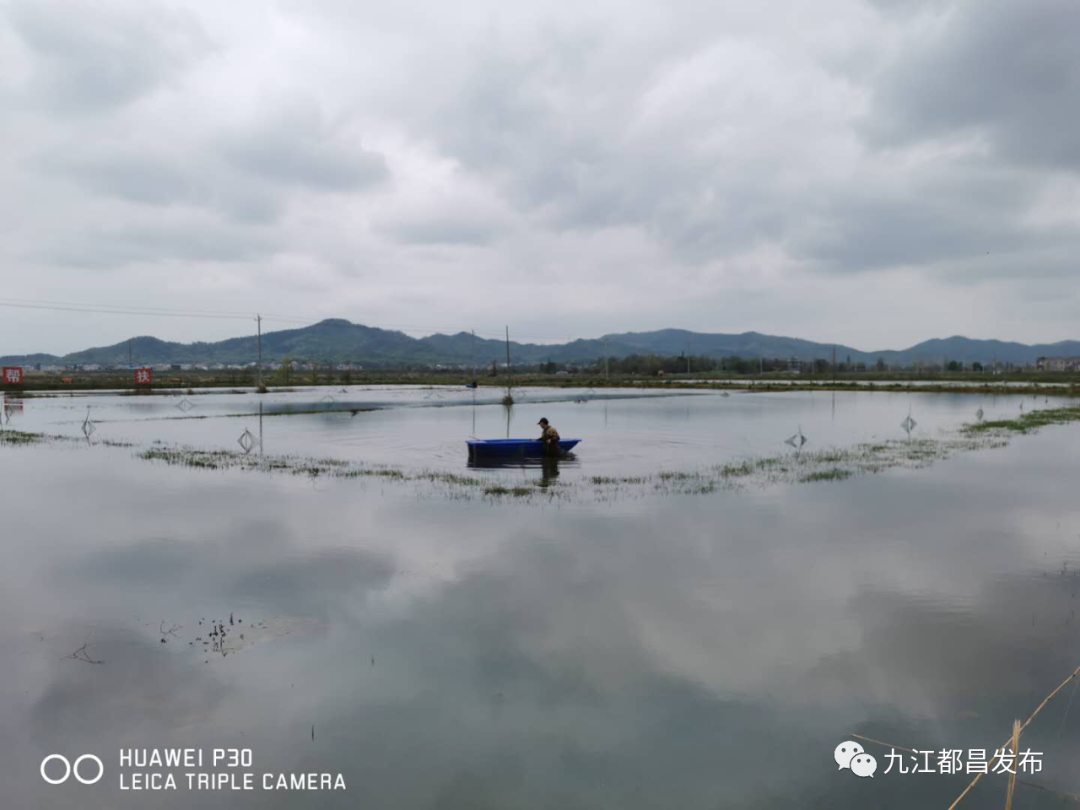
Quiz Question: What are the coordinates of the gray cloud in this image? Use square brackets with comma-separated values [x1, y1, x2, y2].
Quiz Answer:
[388, 217, 500, 246]
[4, 0, 211, 114]
[34, 146, 285, 224]
[38, 220, 279, 268]
[37, 151, 201, 207]
[866, 0, 1080, 168]
[222, 100, 389, 191]
[795, 170, 1045, 273]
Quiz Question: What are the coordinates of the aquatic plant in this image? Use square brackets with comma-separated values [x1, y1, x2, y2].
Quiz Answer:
[962, 405, 1080, 435]
[483, 485, 535, 498]
[800, 468, 853, 483]
[0, 430, 48, 445]
[716, 461, 755, 477]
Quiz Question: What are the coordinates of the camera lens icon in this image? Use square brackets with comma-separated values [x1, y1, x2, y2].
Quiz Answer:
[40, 754, 104, 785]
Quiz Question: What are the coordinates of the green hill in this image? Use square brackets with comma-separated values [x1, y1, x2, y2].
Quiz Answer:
[2, 320, 1078, 368]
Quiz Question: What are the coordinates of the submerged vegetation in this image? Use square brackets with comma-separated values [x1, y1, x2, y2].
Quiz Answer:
[962, 405, 1080, 435]
[0, 429, 134, 449]
[0, 429, 48, 445]
[6, 405, 1080, 503]
[800, 468, 854, 483]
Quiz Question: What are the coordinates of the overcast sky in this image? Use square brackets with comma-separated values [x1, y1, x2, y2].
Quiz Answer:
[1, 0, 1078, 355]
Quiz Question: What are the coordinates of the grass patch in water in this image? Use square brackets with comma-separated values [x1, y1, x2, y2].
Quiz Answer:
[658, 470, 696, 481]
[141, 446, 361, 478]
[718, 461, 755, 478]
[139, 444, 529, 496]
[963, 406, 1080, 435]
[421, 472, 481, 486]
[589, 474, 648, 485]
[801, 468, 854, 483]
[0, 429, 48, 445]
[484, 485, 534, 497]
[16, 399, 1080, 505]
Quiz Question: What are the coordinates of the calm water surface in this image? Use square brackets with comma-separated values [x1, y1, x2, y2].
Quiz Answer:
[2, 386, 1079, 808]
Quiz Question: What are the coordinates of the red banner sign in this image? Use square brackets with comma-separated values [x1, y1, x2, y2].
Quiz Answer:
[134, 368, 153, 385]
[2, 366, 23, 385]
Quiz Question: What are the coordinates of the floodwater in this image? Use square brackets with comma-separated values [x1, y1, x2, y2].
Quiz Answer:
[3, 385, 1080, 808]
[679, 378, 1077, 388]
[1, 384, 1064, 476]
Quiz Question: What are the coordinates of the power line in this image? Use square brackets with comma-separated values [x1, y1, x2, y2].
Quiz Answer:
[0, 297, 256, 318]
[0, 301, 251, 321]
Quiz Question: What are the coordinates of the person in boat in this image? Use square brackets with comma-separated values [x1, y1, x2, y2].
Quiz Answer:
[537, 417, 561, 455]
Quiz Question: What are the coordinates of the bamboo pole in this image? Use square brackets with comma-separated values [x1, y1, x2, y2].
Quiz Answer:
[1003, 719, 1020, 810]
[851, 732, 1080, 806]
[945, 662, 1080, 809]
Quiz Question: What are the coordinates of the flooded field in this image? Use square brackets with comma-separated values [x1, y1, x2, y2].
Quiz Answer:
[3, 384, 1068, 477]
[4, 385, 1080, 808]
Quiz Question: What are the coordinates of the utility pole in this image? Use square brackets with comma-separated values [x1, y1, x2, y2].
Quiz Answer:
[256, 314, 264, 390]
[604, 336, 609, 380]
[503, 326, 513, 406]
[686, 347, 690, 376]
[128, 339, 133, 368]
[471, 329, 477, 381]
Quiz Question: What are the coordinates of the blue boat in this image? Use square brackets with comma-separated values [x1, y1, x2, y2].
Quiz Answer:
[467, 438, 580, 460]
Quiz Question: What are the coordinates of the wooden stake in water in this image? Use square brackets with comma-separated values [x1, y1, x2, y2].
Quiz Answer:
[504, 326, 513, 405]
[256, 313, 263, 390]
[948, 663, 1080, 809]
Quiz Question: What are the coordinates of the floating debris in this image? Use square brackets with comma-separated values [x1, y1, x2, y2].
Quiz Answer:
[175, 398, 195, 413]
[66, 643, 103, 665]
[976, 407, 984, 422]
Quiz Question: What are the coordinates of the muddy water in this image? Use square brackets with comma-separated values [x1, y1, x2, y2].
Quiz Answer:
[2, 387, 1080, 808]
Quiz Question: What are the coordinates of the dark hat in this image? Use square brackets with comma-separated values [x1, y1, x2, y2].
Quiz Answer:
[537, 418, 548, 425]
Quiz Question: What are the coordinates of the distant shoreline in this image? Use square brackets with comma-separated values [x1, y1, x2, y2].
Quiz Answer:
[3, 369, 1079, 398]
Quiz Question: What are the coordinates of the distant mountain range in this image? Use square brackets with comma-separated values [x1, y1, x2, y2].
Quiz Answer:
[2, 319, 1078, 368]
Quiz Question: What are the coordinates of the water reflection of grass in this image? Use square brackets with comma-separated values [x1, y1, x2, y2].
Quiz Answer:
[7, 405, 1080, 503]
